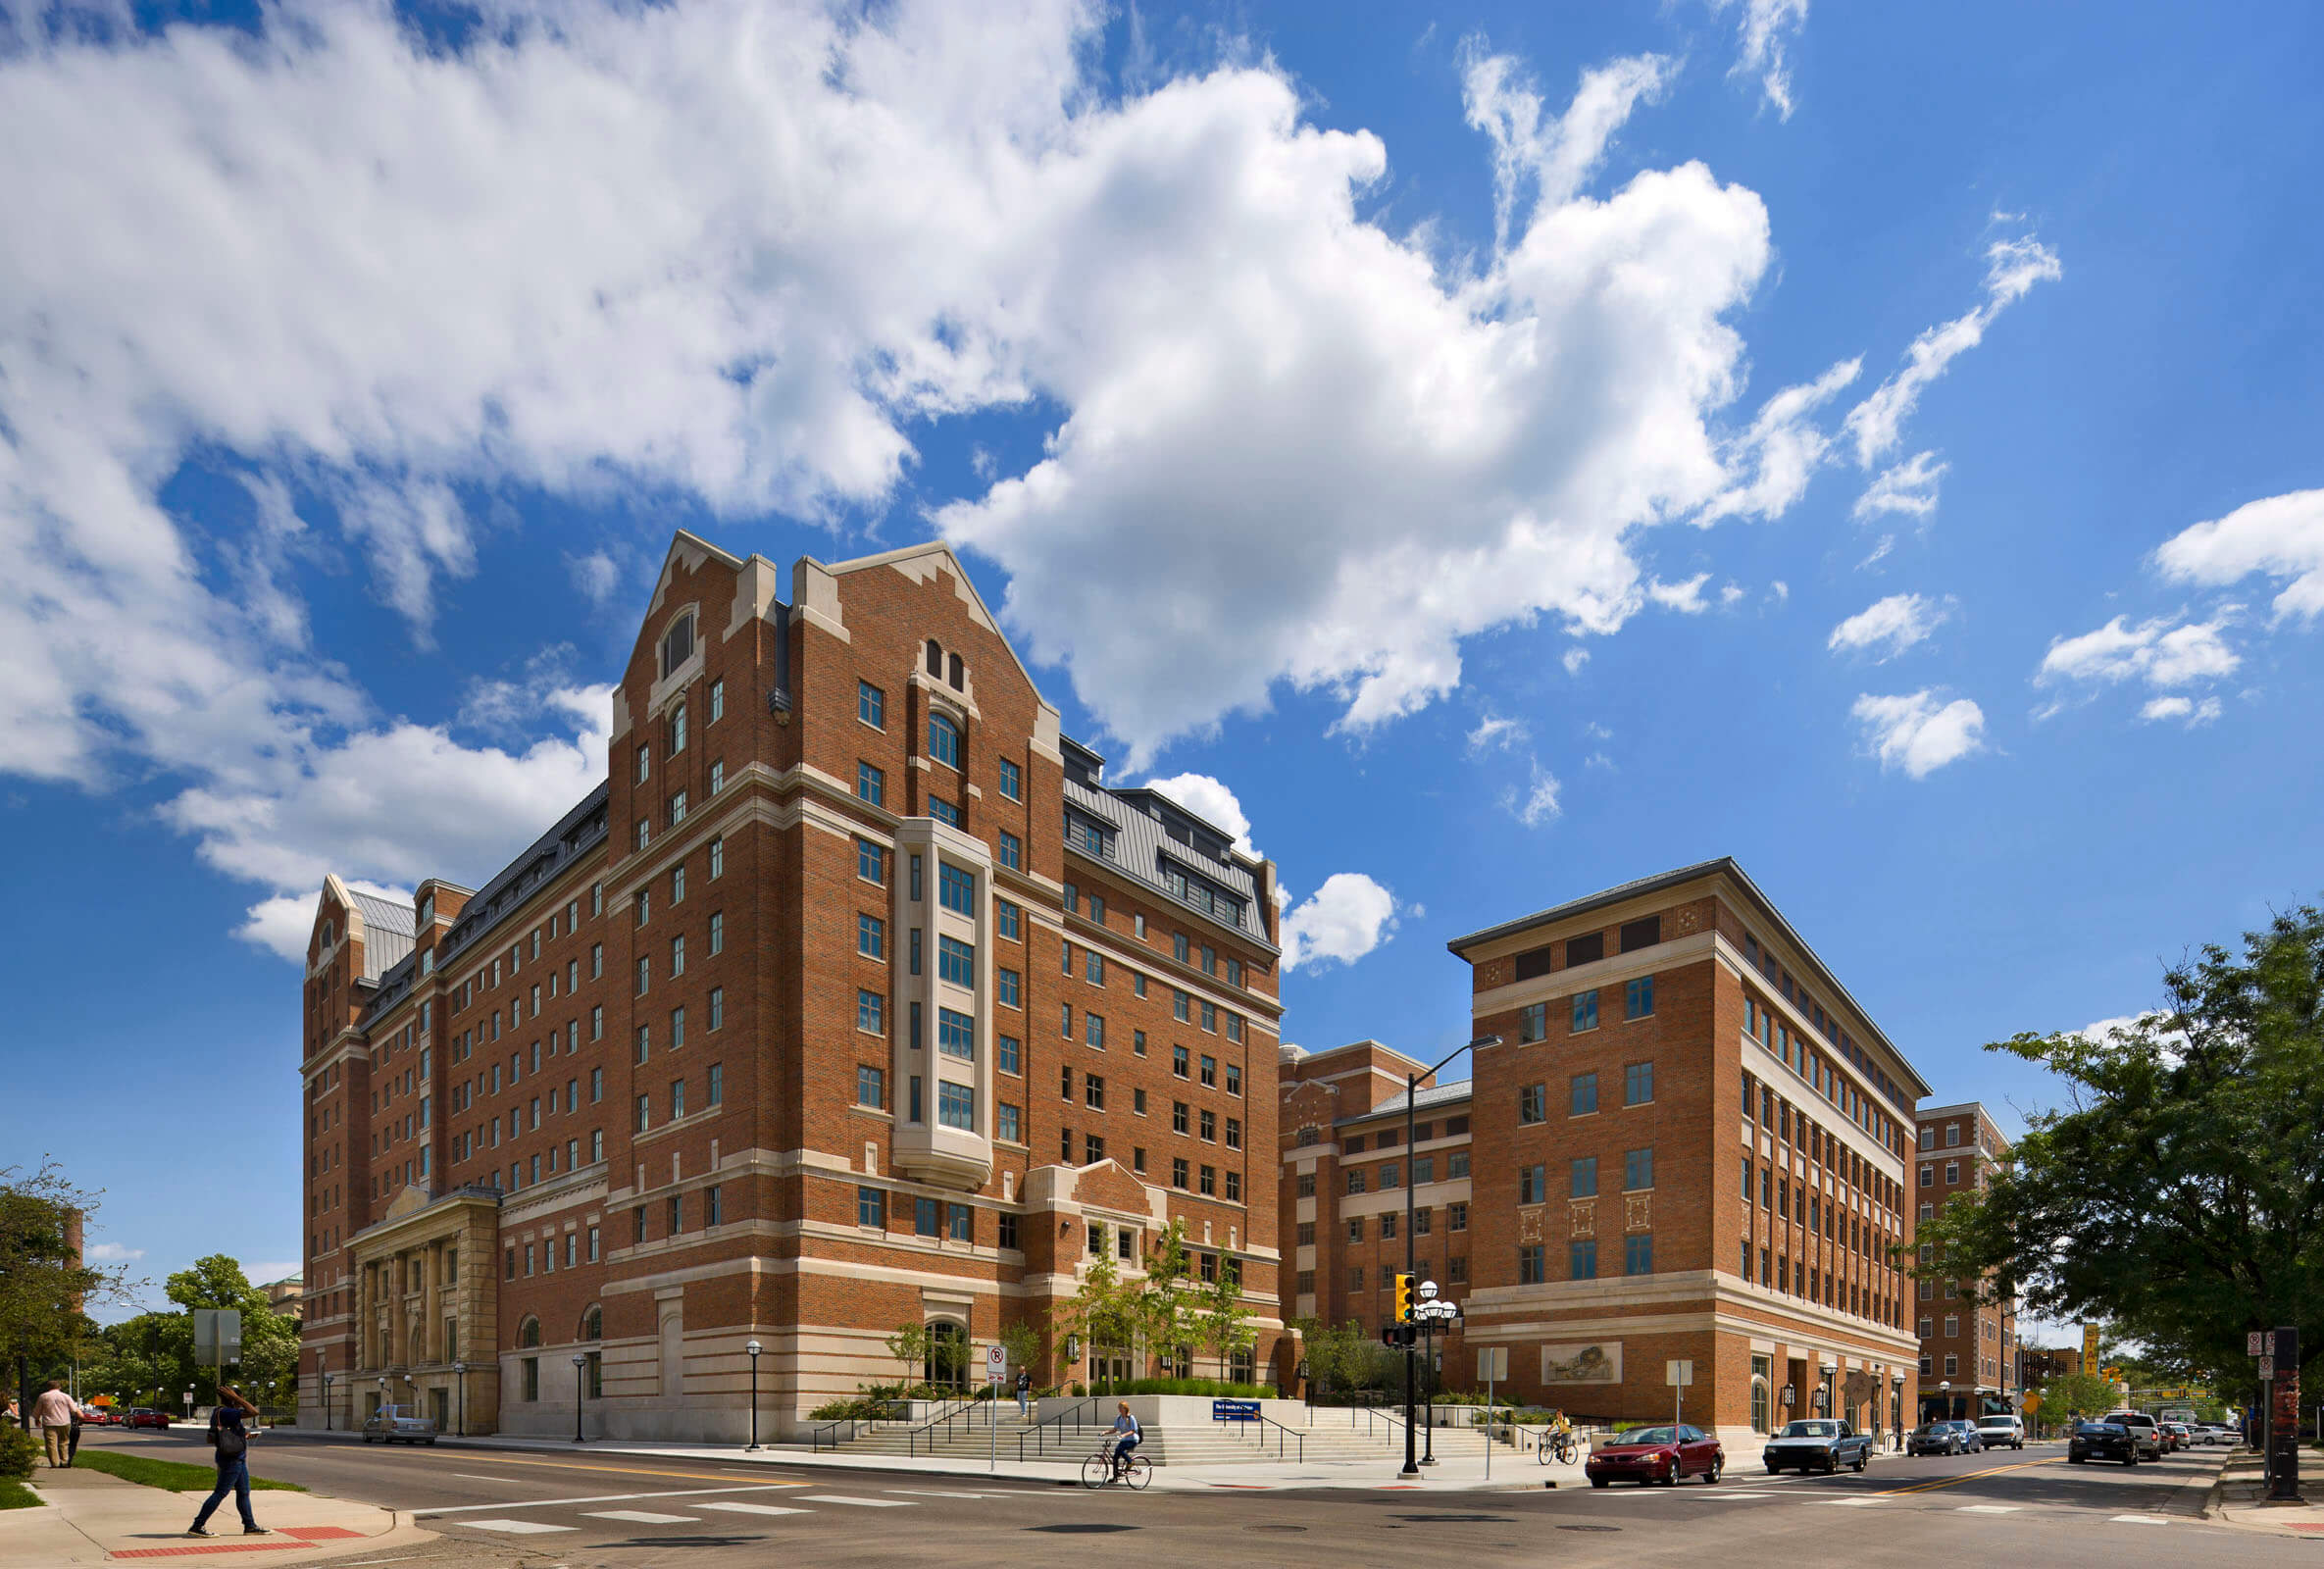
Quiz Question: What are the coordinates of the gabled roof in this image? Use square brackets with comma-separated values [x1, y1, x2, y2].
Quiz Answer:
[817, 538, 1056, 714]
[1338, 1080, 1474, 1127]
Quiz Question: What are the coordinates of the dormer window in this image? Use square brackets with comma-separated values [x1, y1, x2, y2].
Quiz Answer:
[662, 612, 695, 676]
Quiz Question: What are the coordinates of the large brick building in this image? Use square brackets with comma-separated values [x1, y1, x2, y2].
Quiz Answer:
[1282, 861, 1932, 1447]
[1911, 1100, 2016, 1423]
[296, 534, 1286, 1440]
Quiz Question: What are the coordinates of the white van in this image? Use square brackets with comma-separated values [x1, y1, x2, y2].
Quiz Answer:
[1974, 1413, 2026, 1449]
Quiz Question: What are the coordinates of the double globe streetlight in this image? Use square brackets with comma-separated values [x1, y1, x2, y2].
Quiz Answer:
[1410, 1281, 1463, 1467]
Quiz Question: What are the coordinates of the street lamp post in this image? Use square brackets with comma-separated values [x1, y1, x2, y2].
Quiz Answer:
[1939, 1379, 1952, 1425]
[745, 1341, 764, 1451]
[1398, 1036, 1499, 1480]
[1892, 1373, 1905, 1450]
[1819, 1362, 1837, 1420]
[452, 1362, 467, 1438]
[572, 1354, 587, 1443]
[321, 1369, 333, 1432]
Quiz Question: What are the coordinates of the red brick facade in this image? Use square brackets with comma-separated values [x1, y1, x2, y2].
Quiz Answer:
[1911, 1101, 2017, 1422]
[298, 535, 1285, 1440]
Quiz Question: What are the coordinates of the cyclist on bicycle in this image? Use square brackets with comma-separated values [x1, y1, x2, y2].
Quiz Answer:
[1108, 1401, 1142, 1480]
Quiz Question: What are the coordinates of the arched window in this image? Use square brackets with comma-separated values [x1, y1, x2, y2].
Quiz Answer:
[581, 1305, 602, 1341]
[926, 1320, 969, 1391]
[662, 612, 695, 675]
[929, 713, 961, 770]
[947, 652, 964, 690]
[518, 1317, 541, 1349]
[926, 638, 942, 677]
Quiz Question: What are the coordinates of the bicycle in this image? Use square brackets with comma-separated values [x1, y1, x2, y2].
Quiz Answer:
[1540, 1430, 1579, 1465]
[1081, 1435, 1152, 1490]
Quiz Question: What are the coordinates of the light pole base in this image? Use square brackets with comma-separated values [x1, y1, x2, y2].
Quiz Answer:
[1420, 1456, 1438, 1466]
[1398, 1464, 1421, 1479]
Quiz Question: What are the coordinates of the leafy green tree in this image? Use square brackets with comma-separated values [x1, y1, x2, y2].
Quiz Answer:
[1193, 1255, 1256, 1379]
[2035, 1371, 2123, 1423]
[166, 1256, 301, 1407]
[996, 1318, 1045, 1385]
[1, 1161, 129, 1383]
[1915, 903, 2324, 1410]
[1290, 1318, 1369, 1402]
[1133, 1220, 1197, 1375]
[1054, 1247, 1139, 1394]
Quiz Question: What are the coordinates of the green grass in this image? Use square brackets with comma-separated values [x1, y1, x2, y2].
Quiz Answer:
[70, 1449, 305, 1493]
[0, 1479, 43, 1509]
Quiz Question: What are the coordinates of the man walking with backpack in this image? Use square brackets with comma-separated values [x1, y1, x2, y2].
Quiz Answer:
[187, 1385, 269, 1538]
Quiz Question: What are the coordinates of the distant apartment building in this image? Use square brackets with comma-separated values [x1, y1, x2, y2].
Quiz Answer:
[1911, 1101, 2016, 1421]
[297, 534, 1286, 1441]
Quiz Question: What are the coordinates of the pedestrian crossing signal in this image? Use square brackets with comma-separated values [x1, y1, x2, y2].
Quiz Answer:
[1393, 1273, 1415, 1323]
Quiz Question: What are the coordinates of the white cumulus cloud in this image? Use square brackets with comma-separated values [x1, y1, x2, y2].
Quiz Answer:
[1281, 873, 1399, 970]
[1137, 772, 1261, 860]
[86, 1242, 146, 1263]
[1850, 689, 1987, 779]
[2152, 488, 2324, 624]
[2037, 614, 2239, 690]
[2139, 694, 2221, 727]
[1828, 592, 1951, 660]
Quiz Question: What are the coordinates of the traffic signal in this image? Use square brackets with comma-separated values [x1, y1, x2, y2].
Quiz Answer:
[1393, 1273, 1415, 1323]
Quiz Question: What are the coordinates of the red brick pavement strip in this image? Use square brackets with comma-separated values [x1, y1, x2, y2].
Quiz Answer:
[107, 1526, 366, 1558]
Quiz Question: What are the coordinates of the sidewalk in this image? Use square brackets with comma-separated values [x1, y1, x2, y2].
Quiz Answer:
[4, 1463, 431, 1565]
[284, 1423, 1588, 1492]
[2208, 1450, 2324, 1537]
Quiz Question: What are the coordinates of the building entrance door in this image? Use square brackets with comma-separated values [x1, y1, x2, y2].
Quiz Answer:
[429, 1388, 449, 1429]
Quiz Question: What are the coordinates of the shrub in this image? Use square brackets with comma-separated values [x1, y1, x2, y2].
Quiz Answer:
[807, 1396, 885, 1422]
[1105, 1378, 1275, 1398]
[0, 1428, 37, 1483]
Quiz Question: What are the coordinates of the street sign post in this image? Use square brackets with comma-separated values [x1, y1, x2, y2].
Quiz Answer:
[191, 1309, 242, 1369]
[1667, 1359, 1693, 1425]
[2267, 1327, 2302, 1503]
[985, 1344, 1007, 1473]
[1478, 1348, 1507, 1480]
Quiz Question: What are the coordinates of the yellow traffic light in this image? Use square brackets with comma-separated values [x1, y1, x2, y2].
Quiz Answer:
[1393, 1273, 1414, 1323]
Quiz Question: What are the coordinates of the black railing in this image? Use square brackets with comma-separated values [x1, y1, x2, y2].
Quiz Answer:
[1016, 1396, 1103, 1462]
[1217, 1409, 1304, 1463]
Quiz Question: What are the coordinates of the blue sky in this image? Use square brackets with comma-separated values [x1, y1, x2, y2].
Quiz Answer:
[3, 0, 2318, 1318]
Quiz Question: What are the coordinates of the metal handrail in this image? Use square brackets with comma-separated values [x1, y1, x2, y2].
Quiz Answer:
[903, 1392, 1012, 1456]
[809, 1396, 911, 1451]
[1220, 1409, 1304, 1463]
[1016, 1396, 1102, 1462]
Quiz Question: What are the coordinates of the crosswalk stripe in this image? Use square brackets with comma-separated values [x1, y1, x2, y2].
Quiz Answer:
[882, 1489, 1015, 1499]
[458, 1519, 577, 1534]
[2109, 1514, 2172, 1525]
[1958, 1504, 2019, 1513]
[415, 1485, 797, 1516]
[698, 1502, 814, 1517]
[1822, 1498, 1880, 1506]
[582, 1510, 701, 1523]
[800, 1494, 916, 1507]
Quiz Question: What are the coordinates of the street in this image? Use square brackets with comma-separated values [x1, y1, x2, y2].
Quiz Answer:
[77, 1428, 2311, 1567]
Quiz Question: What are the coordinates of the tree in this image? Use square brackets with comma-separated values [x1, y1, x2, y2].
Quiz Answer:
[1915, 903, 2324, 1410]
[1290, 1318, 1369, 1403]
[1192, 1256, 1256, 1383]
[1, 1162, 128, 1375]
[1133, 1220, 1197, 1376]
[1053, 1247, 1139, 1395]
[996, 1317, 1045, 1385]
[166, 1256, 301, 1407]
[2034, 1371, 2122, 1424]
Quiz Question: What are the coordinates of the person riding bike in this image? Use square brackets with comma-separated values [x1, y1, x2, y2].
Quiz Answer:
[1548, 1408, 1577, 1460]
[1108, 1401, 1142, 1480]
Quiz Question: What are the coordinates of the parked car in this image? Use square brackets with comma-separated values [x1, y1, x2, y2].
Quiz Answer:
[1942, 1420, 1985, 1452]
[2069, 1420, 2140, 1466]
[2158, 1422, 2194, 1452]
[121, 1408, 173, 1429]
[2101, 1410, 2164, 1461]
[360, 1404, 439, 1445]
[1584, 1424, 1724, 1487]
[1908, 1422, 1968, 1456]
[1974, 1414, 2026, 1450]
[76, 1406, 120, 1427]
[1763, 1418, 1875, 1475]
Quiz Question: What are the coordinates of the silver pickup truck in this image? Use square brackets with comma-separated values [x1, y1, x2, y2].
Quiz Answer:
[1762, 1417, 1874, 1474]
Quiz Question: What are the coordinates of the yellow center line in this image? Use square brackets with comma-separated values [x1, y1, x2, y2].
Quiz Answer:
[430, 1455, 810, 1486]
[1873, 1456, 2061, 1496]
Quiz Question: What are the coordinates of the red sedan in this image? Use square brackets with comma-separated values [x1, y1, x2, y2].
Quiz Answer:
[1585, 1424, 1725, 1487]
[121, 1408, 174, 1429]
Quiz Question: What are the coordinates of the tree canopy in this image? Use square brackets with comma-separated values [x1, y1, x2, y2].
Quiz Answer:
[81, 1256, 302, 1408]
[1, 1161, 129, 1377]
[1916, 903, 2324, 1406]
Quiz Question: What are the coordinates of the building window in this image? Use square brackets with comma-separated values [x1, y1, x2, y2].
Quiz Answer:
[1518, 1002, 1546, 1042]
[1518, 1083, 1546, 1124]
[998, 831, 1021, 870]
[937, 1007, 975, 1060]
[858, 1065, 885, 1109]
[938, 936, 976, 988]
[937, 1082, 976, 1131]
[996, 898, 1021, 940]
[1569, 1155, 1597, 1198]
[858, 681, 884, 729]
[1569, 1240, 1597, 1280]
[858, 989, 885, 1035]
[999, 758, 1021, 800]
[859, 838, 886, 885]
[858, 914, 885, 960]
[1945, 1161, 1960, 1186]
[1625, 976, 1655, 1020]
[930, 713, 962, 769]
[1518, 1163, 1545, 1204]
[1624, 1062, 1654, 1106]
[930, 796, 962, 829]
[1173, 1158, 1188, 1189]
[1519, 1245, 1546, 1285]
[1346, 1168, 1366, 1194]
[856, 762, 884, 806]
[1448, 1201, 1468, 1232]
[1625, 1146, 1654, 1190]
[996, 967, 1020, 1008]
[997, 1102, 1021, 1142]
[1571, 989, 1600, 1033]
[1570, 1072, 1598, 1115]
[997, 1034, 1020, 1075]
[1624, 1234, 1654, 1275]
[1086, 1013, 1106, 1049]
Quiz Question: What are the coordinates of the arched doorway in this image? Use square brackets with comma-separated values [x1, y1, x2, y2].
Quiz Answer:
[927, 1321, 969, 1391]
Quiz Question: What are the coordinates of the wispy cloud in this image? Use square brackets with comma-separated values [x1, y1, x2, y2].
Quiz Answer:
[1828, 592, 1952, 660]
[1850, 689, 1987, 779]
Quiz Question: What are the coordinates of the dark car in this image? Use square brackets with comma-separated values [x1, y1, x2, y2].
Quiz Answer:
[1763, 1418, 1875, 1475]
[1908, 1421, 1967, 1456]
[2101, 1410, 2164, 1461]
[121, 1408, 174, 1429]
[1585, 1424, 1725, 1488]
[2069, 1420, 2140, 1466]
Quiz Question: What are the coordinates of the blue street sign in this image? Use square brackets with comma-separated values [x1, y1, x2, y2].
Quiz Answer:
[1213, 1399, 1260, 1422]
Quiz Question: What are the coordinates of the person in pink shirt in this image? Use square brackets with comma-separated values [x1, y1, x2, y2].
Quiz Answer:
[32, 1381, 76, 1468]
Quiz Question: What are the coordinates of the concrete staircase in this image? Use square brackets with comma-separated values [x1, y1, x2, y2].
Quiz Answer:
[823, 1411, 1535, 1468]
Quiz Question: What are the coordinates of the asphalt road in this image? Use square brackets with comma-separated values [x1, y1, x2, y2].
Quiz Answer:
[81, 1429, 2307, 1568]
